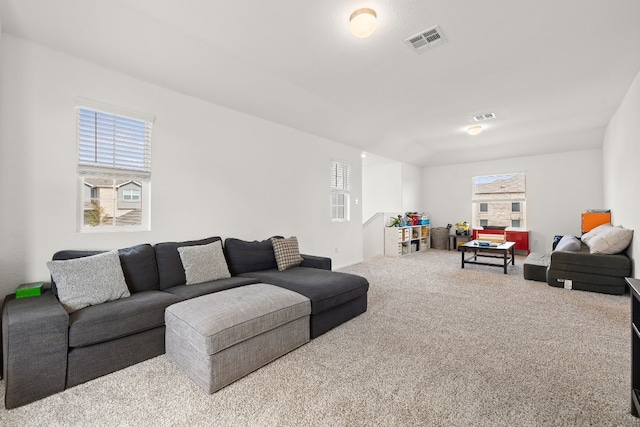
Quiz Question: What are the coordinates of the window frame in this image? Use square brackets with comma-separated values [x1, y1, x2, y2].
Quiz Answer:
[471, 173, 526, 230]
[76, 99, 154, 232]
[330, 160, 351, 222]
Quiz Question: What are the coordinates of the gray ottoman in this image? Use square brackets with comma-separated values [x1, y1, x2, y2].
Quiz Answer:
[523, 253, 550, 282]
[165, 283, 310, 393]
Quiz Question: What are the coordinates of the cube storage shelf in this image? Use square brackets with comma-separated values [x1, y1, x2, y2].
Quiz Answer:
[384, 225, 431, 257]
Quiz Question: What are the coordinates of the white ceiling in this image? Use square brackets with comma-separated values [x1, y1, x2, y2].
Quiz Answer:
[1, 0, 640, 167]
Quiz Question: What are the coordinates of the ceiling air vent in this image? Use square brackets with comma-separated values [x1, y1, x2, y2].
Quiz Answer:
[405, 25, 446, 53]
[473, 113, 496, 122]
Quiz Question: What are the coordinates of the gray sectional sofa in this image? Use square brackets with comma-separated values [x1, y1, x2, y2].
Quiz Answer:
[1, 236, 369, 409]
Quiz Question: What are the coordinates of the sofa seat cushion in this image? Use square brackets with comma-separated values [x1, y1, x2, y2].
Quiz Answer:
[550, 243, 631, 277]
[163, 277, 259, 300]
[239, 267, 369, 314]
[68, 290, 182, 348]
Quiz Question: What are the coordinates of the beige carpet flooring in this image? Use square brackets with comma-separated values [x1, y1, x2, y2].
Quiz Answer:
[2, 249, 640, 426]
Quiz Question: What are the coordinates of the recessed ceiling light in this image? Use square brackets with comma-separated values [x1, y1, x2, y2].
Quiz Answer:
[468, 125, 482, 136]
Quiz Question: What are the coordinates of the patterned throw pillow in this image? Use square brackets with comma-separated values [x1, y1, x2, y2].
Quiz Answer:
[46, 250, 131, 313]
[270, 236, 304, 271]
[178, 240, 231, 285]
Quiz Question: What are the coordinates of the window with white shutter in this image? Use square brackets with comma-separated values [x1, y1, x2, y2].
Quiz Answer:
[76, 101, 154, 231]
[331, 161, 350, 221]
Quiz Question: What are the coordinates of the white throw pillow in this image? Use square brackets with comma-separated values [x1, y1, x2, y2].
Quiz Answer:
[47, 250, 131, 313]
[587, 226, 633, 254]
[581, 223, 612, 244]
[178, 240, 231, 285]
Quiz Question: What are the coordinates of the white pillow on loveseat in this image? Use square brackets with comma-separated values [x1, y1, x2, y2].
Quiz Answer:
[47, 250, 131, 313]
[586, 226, 633, 254]
[581, 223, 612, 245]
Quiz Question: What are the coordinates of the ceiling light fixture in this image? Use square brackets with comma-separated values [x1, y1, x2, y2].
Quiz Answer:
[467, 125, 482, 136]
[349, 8, 377, 38]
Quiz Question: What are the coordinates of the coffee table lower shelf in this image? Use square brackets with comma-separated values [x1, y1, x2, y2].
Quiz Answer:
[460, 241, 516, 274]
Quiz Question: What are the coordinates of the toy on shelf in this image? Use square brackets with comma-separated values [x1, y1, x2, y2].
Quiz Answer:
[455, 221, 470, 236]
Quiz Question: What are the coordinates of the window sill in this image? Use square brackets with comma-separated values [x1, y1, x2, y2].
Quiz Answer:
[79, 226, 150, 233]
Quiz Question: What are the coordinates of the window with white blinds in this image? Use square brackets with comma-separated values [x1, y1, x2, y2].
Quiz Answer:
[76, 102, 154, 231]
[331, 161, 351, 221]
[77, 107, 152, 178]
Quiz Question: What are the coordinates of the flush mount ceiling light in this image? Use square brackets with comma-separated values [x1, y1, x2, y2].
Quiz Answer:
[349, 8, 377, 38]
[467, 125, 482, 136]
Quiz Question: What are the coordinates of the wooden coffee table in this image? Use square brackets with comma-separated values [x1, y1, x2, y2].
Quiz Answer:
[460, 241, 515, 274]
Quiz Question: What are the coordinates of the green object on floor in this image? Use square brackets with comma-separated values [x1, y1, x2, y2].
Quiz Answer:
[15, 282, 44, 299]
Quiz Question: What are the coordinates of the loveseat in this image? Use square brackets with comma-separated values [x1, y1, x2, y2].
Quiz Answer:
[545, 225, 633, 295]
[2, 236, 369, 409]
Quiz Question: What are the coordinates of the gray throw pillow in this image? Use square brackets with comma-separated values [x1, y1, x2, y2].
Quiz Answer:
[270, 236, 304, 271]
[47, 250, 131, 313]
[178, 240, 231, 285]
[554, 235, 581, 252]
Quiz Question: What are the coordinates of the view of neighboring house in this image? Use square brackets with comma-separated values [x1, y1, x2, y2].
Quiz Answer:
[472, 174, 526, 229]
[83, 179, 142, 227]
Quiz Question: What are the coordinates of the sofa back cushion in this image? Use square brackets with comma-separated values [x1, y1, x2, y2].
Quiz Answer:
[154, 236, 221, 290]
[224, 238, 278, 276]
[52, 243, 159, 294]
[118, 244, 160, 293]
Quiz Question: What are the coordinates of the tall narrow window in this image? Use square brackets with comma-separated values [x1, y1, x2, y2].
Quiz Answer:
[331, 161, 350, 221]
[77, 101, 154, 231]
[472, 173, 526, 229]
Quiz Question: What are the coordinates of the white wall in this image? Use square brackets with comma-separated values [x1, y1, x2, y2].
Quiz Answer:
[603, 69, 640, 276]
[423, 149, 603, 254]
[362, 161, 401, 222]
[362, 156, 423, 223]
[401, 163, 422, 214]
[0, 35, 364, 298]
